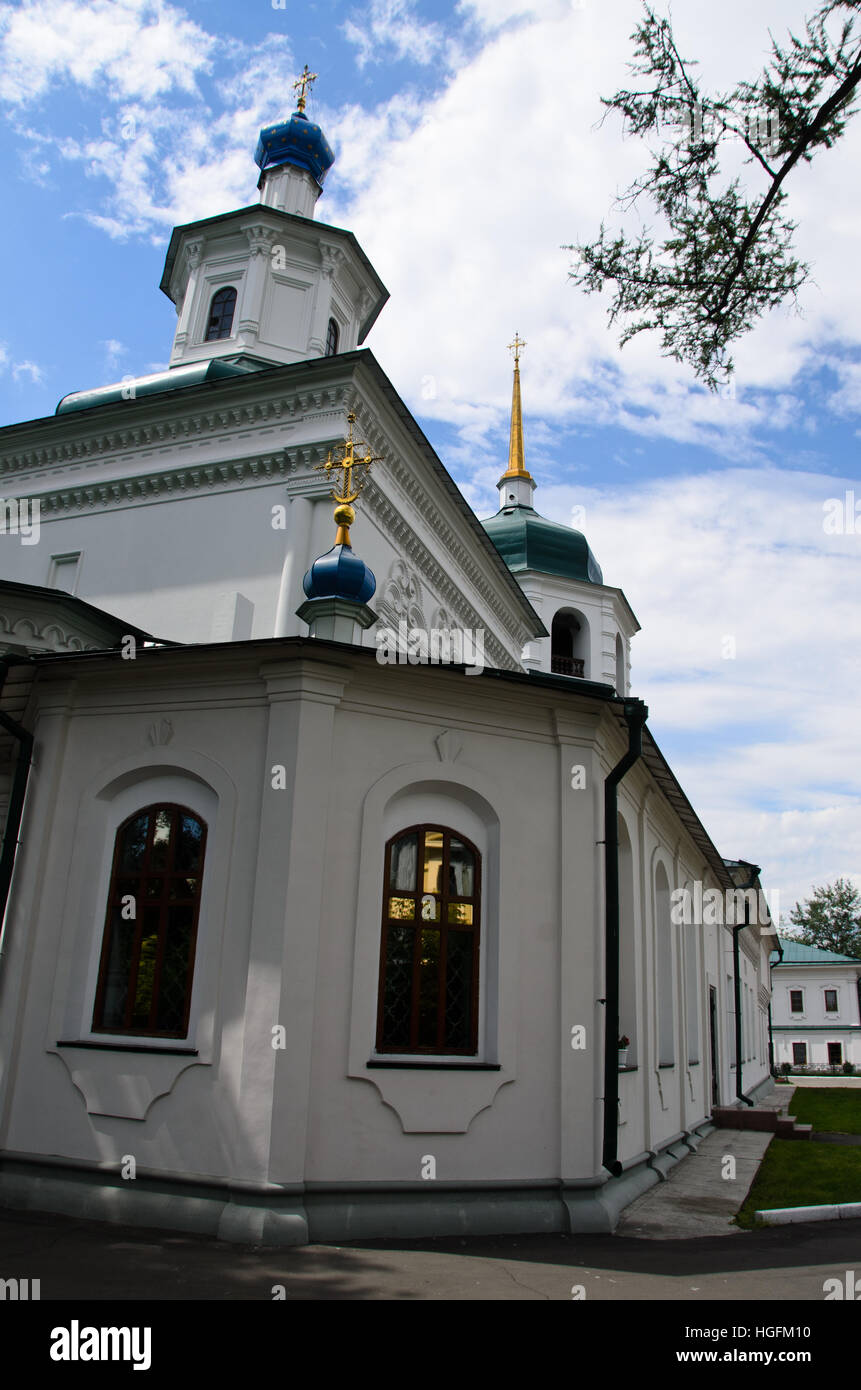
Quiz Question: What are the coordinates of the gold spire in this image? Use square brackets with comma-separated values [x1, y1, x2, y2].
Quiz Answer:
[500, 333, 535, 483]
[293, 64, 318, 114]
[316, 411, 382, 545]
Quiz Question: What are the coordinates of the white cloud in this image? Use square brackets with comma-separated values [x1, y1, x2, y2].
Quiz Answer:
[343, 0, 449, 69]
[318, 0, 861, 458]
[103, 339, 127, 372]
[532, 464, 861, 908]
[0, 343, 45, 385]
[0, 0, 214, 105]
[11, 359, 44, 384]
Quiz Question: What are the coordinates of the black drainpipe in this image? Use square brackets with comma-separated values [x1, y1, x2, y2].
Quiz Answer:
[0, 657, 35, 945]
[602, 697, 648, 1177]
[732, 860, 760, 1106]
[768, 934, 783, 1075]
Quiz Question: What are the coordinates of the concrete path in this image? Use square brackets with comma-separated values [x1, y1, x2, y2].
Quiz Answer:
[614, 1088, 804, 1240]
[615, 1127, 774, 1239]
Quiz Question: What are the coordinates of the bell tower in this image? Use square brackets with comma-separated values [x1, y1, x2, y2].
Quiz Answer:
[159, 68, 388, 372]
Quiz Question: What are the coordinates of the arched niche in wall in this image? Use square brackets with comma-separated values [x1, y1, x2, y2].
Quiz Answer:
[615, 633, 625, 695]
[618, 811, 638, 1066]
[655, 860, 675, 1067]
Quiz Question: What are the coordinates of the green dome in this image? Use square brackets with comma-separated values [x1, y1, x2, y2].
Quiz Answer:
[482, 505, 603, 585]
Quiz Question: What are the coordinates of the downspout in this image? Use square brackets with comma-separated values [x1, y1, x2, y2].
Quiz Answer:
[732, 860, 760, 1106]
[602, 697, 648, 1177]
[768, 935, 783, 1076]
[0, 657, 35, 953]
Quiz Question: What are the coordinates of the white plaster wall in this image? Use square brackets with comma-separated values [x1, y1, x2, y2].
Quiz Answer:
[0, 646, 768, 1199]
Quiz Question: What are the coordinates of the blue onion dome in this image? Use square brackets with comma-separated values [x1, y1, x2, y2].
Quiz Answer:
[254, 109, 335, 188]
[303, 543, 376, 604]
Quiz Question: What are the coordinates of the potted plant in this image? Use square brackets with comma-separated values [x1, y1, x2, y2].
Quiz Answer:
[618, 1035, 630, 1067]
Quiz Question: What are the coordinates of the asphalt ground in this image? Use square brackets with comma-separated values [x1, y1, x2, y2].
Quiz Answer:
[1, 1202, 860, 1300]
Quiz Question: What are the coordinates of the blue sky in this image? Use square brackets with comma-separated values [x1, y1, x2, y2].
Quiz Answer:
[1, 0, 859, 913]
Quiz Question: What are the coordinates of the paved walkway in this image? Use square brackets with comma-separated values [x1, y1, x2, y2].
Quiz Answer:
[616, 1088, 795, 1240]
[615, 1128, 772, 1239]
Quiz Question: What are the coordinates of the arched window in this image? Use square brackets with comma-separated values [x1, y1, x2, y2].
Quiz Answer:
[377, 825, 481, 1054]
[325, 317, 339, 356]
[204, 287, 237, 342]
[92, 804, 207, 1037]
[551, 609, 588, 678]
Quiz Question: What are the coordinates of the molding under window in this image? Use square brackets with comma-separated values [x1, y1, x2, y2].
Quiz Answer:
[57, 1040, 198, 1056]
[367, 1060, 500, 1071]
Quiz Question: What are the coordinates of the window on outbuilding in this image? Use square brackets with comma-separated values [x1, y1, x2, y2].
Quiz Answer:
[325, 317, 339, 356]
[824, 988, 838, 1013]
[790, 989, 804, 1014]
[376, 826, 480, 1055]
[92, 804, 206, 1037]
[792, 1042, 807, 1066]
[204, 286, 237, 341]
[828, 1042, 843, 1066]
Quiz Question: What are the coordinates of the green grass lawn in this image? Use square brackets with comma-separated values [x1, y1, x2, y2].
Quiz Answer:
[736, 1139, 861, 1228]
[788, 1087, 861, 1135]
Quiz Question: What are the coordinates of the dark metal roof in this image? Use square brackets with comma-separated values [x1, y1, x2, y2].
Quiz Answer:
[55, 355, 264, 415]
[482, 504, 603, 584]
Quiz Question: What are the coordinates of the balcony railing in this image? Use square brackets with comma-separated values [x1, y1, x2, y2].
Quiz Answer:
[551, 655, 585, 678]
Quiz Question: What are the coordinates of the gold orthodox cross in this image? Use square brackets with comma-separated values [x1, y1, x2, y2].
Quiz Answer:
[508, 332, 527, 364]
[318, 412, 382, 506]
[293, 65, 318, 114]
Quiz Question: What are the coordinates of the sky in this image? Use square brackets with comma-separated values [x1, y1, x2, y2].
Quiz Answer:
[0, 0, 859, 917]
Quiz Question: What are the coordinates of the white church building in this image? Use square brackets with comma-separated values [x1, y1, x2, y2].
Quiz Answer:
[0, 76, 776, 1245]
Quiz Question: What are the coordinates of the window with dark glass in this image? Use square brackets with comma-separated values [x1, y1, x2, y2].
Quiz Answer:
[824, 988, 838, 1013]
[92, 805, 207, 1037]
[376, 826, 481, 1055]
[828, 1042, 843, 1066]
[325, 317, 339, 356]
[792, 1042, 807, 1065]
[790, 989, 804, 1013]
[204, 287, 237, 341]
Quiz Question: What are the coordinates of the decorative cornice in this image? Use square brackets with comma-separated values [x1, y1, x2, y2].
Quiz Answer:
[0, 385, 351, 476]
[0, 613, 99, 652]
[33, 453, 291, 517]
